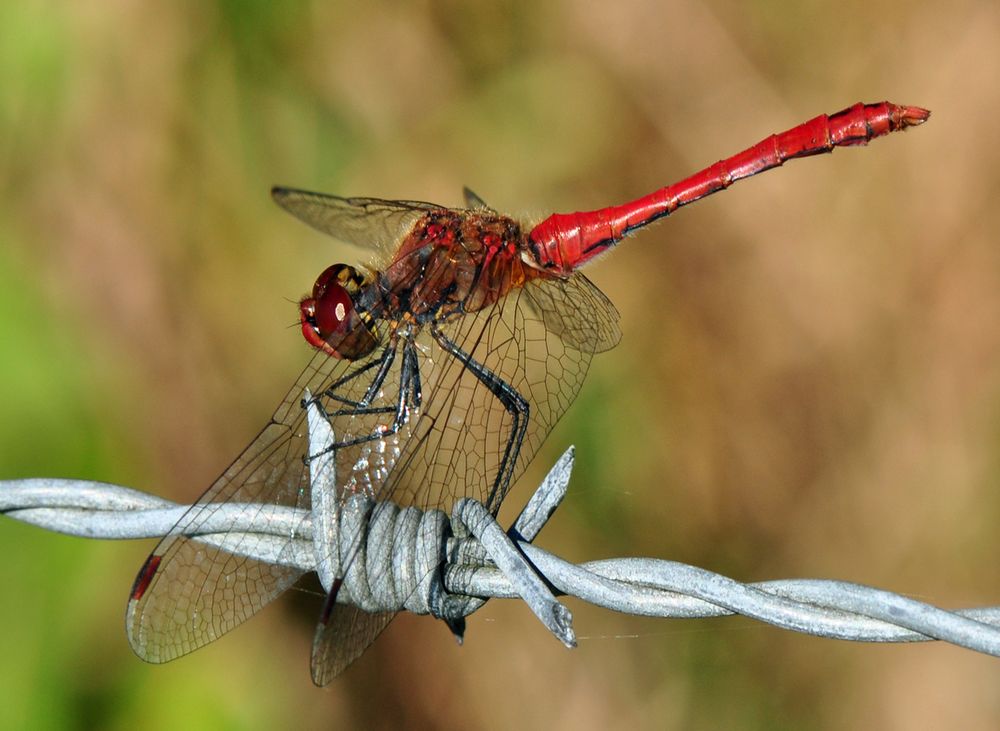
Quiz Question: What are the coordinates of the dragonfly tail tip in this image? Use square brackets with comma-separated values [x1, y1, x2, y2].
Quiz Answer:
[900, 105, 931, 127]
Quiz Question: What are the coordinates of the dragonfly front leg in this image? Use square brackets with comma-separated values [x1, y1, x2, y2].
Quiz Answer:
[311, 343, 398, 414]
[305, 340, 423, 459]
[431, 325, 529, 512]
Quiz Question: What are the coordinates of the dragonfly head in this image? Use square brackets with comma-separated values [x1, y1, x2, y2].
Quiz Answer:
[300, 264, 378, 360]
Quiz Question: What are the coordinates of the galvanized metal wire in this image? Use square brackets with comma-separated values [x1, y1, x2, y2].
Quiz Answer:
[3, 441, 1000, 658]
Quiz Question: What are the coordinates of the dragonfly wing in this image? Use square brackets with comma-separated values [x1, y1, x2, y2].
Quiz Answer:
[127, 272, 611, 670]
[302, 286, 603, 677]
[271, 187, 445, 251]
[462, 186, 494, 211]
[125, 424, 309, 664]
[351, 283, 602, 515]
[311, 602, 397, 686]
[522, 273, 621, 354]
[125, 346, 388, 664]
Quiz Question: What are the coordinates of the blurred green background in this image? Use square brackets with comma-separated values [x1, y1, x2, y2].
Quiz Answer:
[2, 1, 999, 729]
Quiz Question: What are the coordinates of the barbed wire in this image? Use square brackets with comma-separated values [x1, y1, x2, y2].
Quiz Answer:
[3, 430, 1000, 658]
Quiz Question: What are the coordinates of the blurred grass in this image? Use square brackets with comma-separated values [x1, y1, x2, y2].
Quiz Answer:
[2, 1, 1000, 729]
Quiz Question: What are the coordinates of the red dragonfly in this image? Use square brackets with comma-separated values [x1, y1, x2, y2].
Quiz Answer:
[126, 101, 928, 684]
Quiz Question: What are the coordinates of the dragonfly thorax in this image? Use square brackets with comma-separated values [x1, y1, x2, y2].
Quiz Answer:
[299, 263, 379, 360]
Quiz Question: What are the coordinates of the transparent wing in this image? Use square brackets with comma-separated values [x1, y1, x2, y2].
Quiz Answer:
[127, 272, 617, 676]
[307, 278, 614, 679]
[522, 273, 621, 354]
[311, 604, 396, 686]
[462, 186, 494, 211]
[272, 187, 446, 251]
[357, 277, 614, 515]
[124, 346, 387, 664]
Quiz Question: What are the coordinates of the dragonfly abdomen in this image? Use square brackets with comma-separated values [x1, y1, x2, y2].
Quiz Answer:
[527, 101, 929, 274]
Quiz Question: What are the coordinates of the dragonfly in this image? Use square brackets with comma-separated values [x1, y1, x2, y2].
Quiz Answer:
[125, 101, 929, 684]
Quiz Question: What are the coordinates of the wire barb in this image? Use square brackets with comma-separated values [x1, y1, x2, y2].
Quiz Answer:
[3, 448, 1000, 659]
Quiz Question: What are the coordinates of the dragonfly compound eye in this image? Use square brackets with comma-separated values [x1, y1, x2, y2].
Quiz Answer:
[300, 264, 378, 360]
[313, 280, 353, 335]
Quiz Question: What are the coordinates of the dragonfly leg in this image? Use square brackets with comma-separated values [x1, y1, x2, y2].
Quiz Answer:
[307, 344, 397, 413]
[431, 324, 529, 512]
[305, 340, 423, 458]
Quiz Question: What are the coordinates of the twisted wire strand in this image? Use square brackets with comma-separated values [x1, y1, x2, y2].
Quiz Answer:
[3, 454, 1000, 657]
